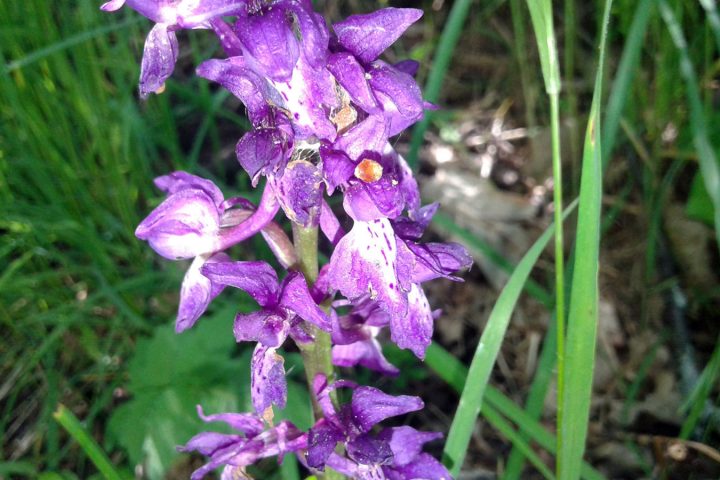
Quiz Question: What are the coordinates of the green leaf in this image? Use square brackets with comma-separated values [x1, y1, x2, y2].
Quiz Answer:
[107, 303, 248, 480]
[558, 0, 613, 477]
[686, 161, 716, 226]
[442, 199, 577, 476]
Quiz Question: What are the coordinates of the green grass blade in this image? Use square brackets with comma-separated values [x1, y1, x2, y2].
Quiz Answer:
[699, 0, 720, 52]
[525, 0, 566, 456]
[525, 0, 561, 95]
[424, 343, 605, 480]
[407, 0, 474, 167]
[558, 0, 613, 478]
[602, 0, 654, 170]
[482, 407, 556, 480]
[680, 334, 720, 438]
[659, 0, 720, 255]
[442, 199, 578, 476]
[53, 404, 124, 480]
[2, 17, 142, 73]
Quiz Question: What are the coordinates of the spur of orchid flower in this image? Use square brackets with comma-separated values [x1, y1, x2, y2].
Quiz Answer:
[107, 1, 473, 478]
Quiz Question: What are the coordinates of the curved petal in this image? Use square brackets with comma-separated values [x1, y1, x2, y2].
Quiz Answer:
[389, 283, 433, 359]
[382, 426, 443, 466]
[327, 52, 379, 113]
[333, 8, 423, 64]
[332, 335, 399, 376]
[307, 418, 345, 469]
[196, 405, 264, 436]
[135, 188, 220, 259]
[176, 252, 230, 333]
[351, 387, 423, 433]
[139, 23, 178, 98]
[384, 452, 451, 480]
[233, 309, 288, 346]
[279, 271, 331, 331]
[408, 241, 473, 283]
[251, 345, 287, 413]
[236, 8, 299, 82]
[201, 260, 280, 308]
[327, 219, 409, 319]
[236, 127, 291, 186]
[333, 115, 388, 161]
[197, 57, 274, 124]
[269, 160, 323, 228]
[154, 170, 225, 208]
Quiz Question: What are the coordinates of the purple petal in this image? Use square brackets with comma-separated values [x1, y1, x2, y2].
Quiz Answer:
[176, 0, 247, 28]
[135, 188, 220, 259]
[382, 426, 443, 466]
[233, 310, 288, 346]
[332, 334, 399, 376]
[320, 200, 345, 246]
[327, 52, 379, 113]
[236, 127, 291, 186]
[327, 219, 409, 319]
[210, 18, 244, 56]
[279, 272, 331, 331]
[343, 175, 405, 222]
[333, 8, 423, 64]
[269, 160, 322, 228]
[179, 432, 244, 456]
[270, 54, 338, 141]
[201, 260, 280, 307]
[197, 57, 274, 125]
[384, 452, 452, 480]
[395, 147, 421, 214]
[154, 171, 225, 208]
[390, 283, 433, 359]
[351, 387, 423, 432]
[368, 62, 424, 121]
[307, 418, 345, 469]
[333, 115, 388, 161]
[285, 4, 330, 69]
[409, 241, 474, 283]
[321, 147, 356, 194]
[196, 405, 264, 436]
[217, 185, 281, 251]
[100, 0, 125, 12]
[393, 59, 420, 77]
[251, 345, 287, 413]
[236, 8, 299, 82]
[391, 203, 438, 241]
[176, 252, 230, 333]
[346, 433, 393, 465]
[139, 23, 178, 98]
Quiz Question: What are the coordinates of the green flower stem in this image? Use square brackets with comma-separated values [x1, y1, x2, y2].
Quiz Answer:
[292, 224, 333, 416]
[292, 223, 344, 480]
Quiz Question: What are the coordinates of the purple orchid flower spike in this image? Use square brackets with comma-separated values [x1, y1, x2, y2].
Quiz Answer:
[101, 0, 248, 97]
[306, 376, 448, 478]
[179, 405, 307, 480]
[201, 260, 331, 412]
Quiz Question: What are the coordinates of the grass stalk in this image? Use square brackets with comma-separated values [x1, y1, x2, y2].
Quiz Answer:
[524, 0, 565, 464]
[53, 404, 124, 480]
[442, 199, 577, 476]
[557, 0, 613, 477]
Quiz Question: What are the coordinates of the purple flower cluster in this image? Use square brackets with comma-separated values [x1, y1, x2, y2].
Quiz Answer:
[105, 1, 471, 478]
